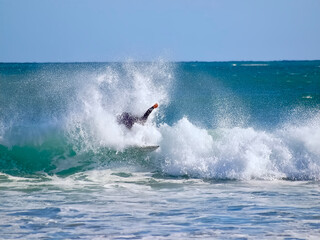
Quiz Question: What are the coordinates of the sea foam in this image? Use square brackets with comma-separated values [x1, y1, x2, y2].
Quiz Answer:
[156, 113, 320, 181]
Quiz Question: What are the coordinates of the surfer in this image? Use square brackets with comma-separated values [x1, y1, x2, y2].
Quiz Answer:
[117, 103, 158, 129]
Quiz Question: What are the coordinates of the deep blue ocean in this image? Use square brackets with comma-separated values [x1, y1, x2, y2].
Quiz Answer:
[1, 61, 320, 239]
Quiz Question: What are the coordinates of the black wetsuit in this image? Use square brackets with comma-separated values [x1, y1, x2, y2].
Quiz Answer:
[117, 106, 155, 129]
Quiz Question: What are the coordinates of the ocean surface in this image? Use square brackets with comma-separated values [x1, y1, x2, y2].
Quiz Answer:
[0, 61, 320, 239]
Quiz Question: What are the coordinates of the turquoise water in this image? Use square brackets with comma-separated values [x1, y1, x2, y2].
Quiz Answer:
[0, 61, 320, 239]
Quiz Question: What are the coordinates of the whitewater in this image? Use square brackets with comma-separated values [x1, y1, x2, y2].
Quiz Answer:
[0, 61, 320, 239]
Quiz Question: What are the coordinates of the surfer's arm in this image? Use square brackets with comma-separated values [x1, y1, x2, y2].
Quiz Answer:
[140, 103, 158, 123]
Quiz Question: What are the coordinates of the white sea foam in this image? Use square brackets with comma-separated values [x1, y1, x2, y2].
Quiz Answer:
[156, 114, 320, 181]
[302, 95, 312, 99]
[240, 64, 269, 67]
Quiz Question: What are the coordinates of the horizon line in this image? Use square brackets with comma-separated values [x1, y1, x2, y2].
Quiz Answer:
[1, 59, 320, 64]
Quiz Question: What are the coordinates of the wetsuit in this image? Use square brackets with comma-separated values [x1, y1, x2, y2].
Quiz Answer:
[117, 105, 156, 129]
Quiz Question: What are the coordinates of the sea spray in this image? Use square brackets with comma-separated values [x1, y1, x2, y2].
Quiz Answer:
[0, 61, 320, 180]
[276, 111, 320, 179]
[0, 62, 173, 175]
[65, 61, 172, 152]
[157, 112, 320, 180]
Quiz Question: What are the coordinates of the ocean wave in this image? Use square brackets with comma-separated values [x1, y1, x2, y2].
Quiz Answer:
[0, 61, 171, 175]
[1, 62, 319, 180]
[1, 113, 319, 181]
[157, 113, 320, 181]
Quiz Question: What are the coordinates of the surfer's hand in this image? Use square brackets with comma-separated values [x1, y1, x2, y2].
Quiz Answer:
[153, 103, 158, 109]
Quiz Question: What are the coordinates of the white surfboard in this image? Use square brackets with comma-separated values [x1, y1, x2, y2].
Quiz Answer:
[131, 145, 159, 152]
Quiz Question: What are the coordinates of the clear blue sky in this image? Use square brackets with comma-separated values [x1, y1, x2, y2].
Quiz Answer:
[1, 0, 320, 62]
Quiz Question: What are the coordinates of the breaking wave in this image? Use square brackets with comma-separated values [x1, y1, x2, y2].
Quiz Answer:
[0, 62, 319, 180]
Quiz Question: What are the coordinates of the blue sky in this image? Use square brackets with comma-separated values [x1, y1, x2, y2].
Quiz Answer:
[1, 0, 320, 62]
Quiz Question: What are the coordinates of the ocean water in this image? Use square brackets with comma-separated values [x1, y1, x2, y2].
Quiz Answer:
[0, 61, 320, 239]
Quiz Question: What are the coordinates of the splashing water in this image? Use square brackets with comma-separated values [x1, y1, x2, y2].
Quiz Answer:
[0, 61, 320, 180]
[1, 61, 320, 239]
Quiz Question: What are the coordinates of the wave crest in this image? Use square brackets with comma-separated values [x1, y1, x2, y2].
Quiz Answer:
[157, 114, 320, 181]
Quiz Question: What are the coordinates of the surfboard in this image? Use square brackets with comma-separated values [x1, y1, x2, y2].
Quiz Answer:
[136, 145, 159, 152]
[128, 145, 159, 153]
